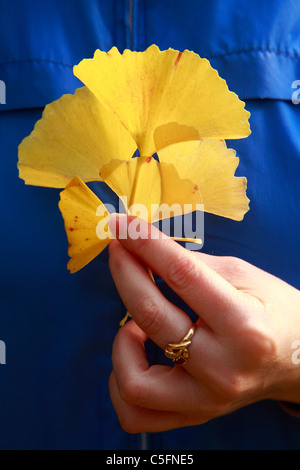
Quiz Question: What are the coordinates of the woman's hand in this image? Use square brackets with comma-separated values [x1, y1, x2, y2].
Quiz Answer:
[107, 214, 300, 433]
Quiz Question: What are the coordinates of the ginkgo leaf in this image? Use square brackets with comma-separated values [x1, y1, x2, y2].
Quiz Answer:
[74, 45, 250, 157]
[58, 176, 112, 273]
[153, 122, 202, 152]
[99, 156, 203, 223]
[18, 86, 136, 188]
[157, 140, 249, 221]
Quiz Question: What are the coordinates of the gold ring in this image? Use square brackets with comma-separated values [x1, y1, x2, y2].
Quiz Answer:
[164, 326, 195, 365]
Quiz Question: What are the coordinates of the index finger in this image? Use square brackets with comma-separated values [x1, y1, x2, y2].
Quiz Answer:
[108, 214, 245, 333]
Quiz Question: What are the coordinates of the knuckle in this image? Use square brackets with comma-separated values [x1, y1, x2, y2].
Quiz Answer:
[138, 296, 167, 336]
[167, 255, 195, 291]
[242, 325, 277, 364]
[254, 331, 277, 358]
[118, 373, 145, 406]
[222, 256, 248, 279]
[108, 244, 124, 274]
[109, 372, 145, 434]
[225, 256, 245, 268]
[220, 374, 247, 401]
[210, 373, 247, 404]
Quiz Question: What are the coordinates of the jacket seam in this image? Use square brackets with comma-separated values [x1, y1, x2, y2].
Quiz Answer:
[207, 47, 300, 60]
[0, 58, 74, 68]
[0, 48, 299, 69]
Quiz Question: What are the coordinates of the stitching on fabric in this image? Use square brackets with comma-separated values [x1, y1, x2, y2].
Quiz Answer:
[1, 48, 299, 69]
[0, 58, 74, 68]
[207, 47, 300, 60]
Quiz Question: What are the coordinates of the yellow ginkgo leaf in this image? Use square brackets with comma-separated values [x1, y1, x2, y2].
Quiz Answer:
[99, 156, 203, 223]
[153, 122, 202, 152]
[74, 45, 250, 157]
[158, 140, 249, 221]
[18, 86, 136, 188]
[58, 176, 111, 273]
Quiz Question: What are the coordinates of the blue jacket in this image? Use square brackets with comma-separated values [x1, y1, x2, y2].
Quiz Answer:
[0, 0, 300, 450]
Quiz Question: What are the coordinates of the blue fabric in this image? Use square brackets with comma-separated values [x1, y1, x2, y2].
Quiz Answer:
[0, 0, 300, 449]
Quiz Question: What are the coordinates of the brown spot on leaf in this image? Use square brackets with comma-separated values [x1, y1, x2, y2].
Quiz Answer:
[69, 228, 75, 232]
[146, 156, 152, 163]
[174, 51, 183, 70]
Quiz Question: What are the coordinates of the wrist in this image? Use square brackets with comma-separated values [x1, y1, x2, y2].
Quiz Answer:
[266, 362, 300, 404]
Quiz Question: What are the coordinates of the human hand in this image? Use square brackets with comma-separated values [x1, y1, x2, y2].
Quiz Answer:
[107, 215, 300, 433]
